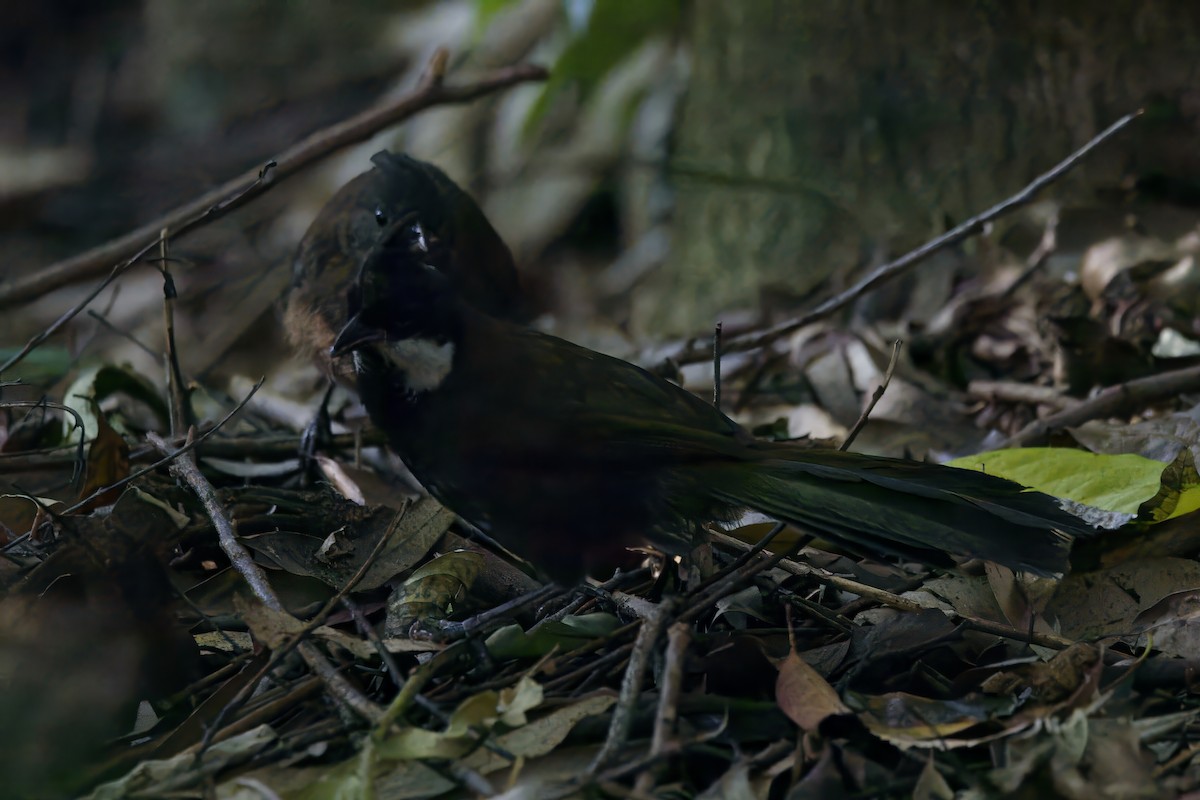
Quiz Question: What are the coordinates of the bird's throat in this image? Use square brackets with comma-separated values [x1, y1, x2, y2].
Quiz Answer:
[365, 337, 456, 394]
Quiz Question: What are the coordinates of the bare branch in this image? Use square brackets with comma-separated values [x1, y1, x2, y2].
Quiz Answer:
[0, 53, 548, 311]
[668, 109, 1143, 365]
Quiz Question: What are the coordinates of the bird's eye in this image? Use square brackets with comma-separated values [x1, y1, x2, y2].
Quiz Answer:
[374, 207, 388, 227]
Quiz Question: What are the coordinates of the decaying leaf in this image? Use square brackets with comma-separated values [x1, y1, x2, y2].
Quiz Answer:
[775, 649, 849, 732]
[243, 497, 455, 590]
[377, 676, 544, 760]
[386, 550, 485, 636]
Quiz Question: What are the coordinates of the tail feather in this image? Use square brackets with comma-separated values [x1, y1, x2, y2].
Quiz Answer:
[707, 449, 1092, 575]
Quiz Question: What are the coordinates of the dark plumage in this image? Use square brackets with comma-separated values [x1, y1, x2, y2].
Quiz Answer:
[335, 223, 1094, 581]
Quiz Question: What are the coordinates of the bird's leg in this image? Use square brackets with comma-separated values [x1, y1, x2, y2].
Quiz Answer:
[297, 380, 337, 480]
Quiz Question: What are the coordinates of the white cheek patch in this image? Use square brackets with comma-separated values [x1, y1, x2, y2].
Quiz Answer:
[381, 338, 456, 393]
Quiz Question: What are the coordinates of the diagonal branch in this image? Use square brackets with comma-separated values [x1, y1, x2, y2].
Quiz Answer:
[667, 109, 1143, 365]
[0, 51, 547, 311]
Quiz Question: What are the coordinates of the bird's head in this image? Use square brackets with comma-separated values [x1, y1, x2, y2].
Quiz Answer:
[331, 214, 462, 393]
[370, 152, 524, 322]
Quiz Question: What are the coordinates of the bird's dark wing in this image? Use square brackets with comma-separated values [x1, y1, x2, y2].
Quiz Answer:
[456, 317, 749, 464]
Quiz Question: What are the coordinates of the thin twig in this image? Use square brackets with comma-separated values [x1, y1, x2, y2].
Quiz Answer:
[0, 399, 88, 490]
[543, 640, 636, 693]
[199, 677, 324, 753]
[530, 568, 652, 632]
[710, 531, 1077, 650]
[688, 522, 785, 599]
[85, 310, 158, 358]
[343, 597, 406, 691]
[0, 162, 277, 378]
[148, 429, 382, 725]
[0, 53, 547, 312]
[541, 741, 684, 800]
[667, 110, 1143, 366]
[655, 622, 690, 753]
[679, 535, 799, 623]
[590, 597, 678, 772]
[59, 378, 266, 515]
[435, 582, 562, 640]
[372, 640, 470, 738]
[0, 399, 87, 440]
[158, 229, 194, 435]
[0, 430, 384, 475]
[841, 339, 902, 451]
[1002, 361, 1200, 447]
[712, 321, 723, 410]
[342, 598, 519, 765]
[1001, 209, 1059, 300]
[199, 508, 406, 754]
[967, 380, 1077, 410]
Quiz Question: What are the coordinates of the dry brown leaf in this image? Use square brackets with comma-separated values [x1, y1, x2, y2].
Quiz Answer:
[775, 650, 849, 732]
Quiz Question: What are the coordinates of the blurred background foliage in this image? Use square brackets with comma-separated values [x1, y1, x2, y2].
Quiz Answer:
[3, 0, 1200, 411]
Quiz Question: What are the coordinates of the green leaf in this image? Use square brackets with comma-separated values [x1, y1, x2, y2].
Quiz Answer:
[376, 676, 544, 760]
[948, 447, 1165, 514]
[61, 363, 169, 440]
[486, 612, 620, 659]
[1135, 448, 1200, 522]
[474, 0, 522, 32]
[525, 0, 679, 128]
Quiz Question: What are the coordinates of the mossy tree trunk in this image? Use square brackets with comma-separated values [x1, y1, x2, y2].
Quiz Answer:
[639, 1, 1200, 335]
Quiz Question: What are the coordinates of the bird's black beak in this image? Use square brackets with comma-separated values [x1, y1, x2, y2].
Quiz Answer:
[330, 314, 385, 358]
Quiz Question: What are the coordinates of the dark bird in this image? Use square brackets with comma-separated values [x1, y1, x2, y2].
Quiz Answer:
[284, 151, 526, 383]
[333, 222, 1094, 581]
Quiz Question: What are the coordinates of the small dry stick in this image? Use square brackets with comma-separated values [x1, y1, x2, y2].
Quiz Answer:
[1001, 209, 1059, 300]
[669, 109, 1143, 366]
[711, 531, 1078, 650]
[1003, 360, 1200, 447]
[633, 621, 692, 794]
[713, 321, 724, 409]
[590, 596, 678, 772]
[436, 582, 562, 640]
[530, 568, 652, 632]
[342, 597, 515, 760]
[86, 309, 157, 358]
[689, 521, 785, 598]
[539, 746, 684, 800]
[652, 622, 690, 754]
[0, 162, 276, 377]
[968, 380, 1077, 410]
[841, 339, 902, 451]
[60, 378, 265, 515]
[0, 52, 547, 311]
[199, 509, 405, 753]
[149, 430, 382, 724]
[372, 640, 471, 738]
[679, 535, 799, 622]
[158, 229, 194, 435]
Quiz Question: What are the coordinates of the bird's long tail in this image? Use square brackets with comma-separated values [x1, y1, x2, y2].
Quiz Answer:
[706, 447, 1094, 575]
